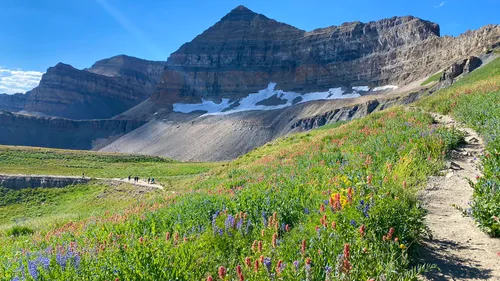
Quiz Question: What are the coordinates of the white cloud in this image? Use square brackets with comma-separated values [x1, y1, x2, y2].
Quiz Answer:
[0, 67, 43, 94]
[434, 1, 446, 8]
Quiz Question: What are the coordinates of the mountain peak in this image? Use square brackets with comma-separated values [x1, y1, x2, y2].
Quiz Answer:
[220, 5, 269, 22]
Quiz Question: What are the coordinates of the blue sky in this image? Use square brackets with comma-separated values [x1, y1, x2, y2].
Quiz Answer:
[0, 0, 498, 94]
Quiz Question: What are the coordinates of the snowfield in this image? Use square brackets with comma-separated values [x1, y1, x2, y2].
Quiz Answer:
[173, 83, 398, 115]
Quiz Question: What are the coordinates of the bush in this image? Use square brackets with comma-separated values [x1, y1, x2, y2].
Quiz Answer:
[6, 225, 34, 237]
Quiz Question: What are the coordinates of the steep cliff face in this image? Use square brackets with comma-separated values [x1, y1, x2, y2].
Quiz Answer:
[0, 93, 27, 112]
[152, 6, 499, 106]
[23, 55, 165, 120]
[0, 111, 145, 149]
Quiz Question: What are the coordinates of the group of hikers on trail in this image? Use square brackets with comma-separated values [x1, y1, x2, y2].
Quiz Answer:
[128, 175, 155, 184]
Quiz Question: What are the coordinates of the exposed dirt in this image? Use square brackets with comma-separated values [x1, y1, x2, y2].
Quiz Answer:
[420, 113, 500, 280]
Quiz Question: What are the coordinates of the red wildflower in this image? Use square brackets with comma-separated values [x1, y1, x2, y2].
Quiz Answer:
[347, 187, 353, 203]
[218, 266, 226, 279]
[251, 240, 257, 252]
[165, 232, 170, 241]
[387, 227, 395, 240]
[320, 203, 326, 213]
[261, 229, 265, 237]
[285, 224, 290, 232]
[139, 237, 143, 244]
[254, 259, 260, 272]
[245, 257, 252, 268]
[301, 239, 307, 255]
[272, 233, 278, 248]
[258, 240, 263, 252]
[359, 224, 365, 237]
[276, 260, 283, 275]
[236, 265, 242, 276]
[331, 221, 337, 230]
[342, 244, 352, 273]
[367, 174, 372, 185]
[305, 258, 311, 266]
[207, 276, 213, 281]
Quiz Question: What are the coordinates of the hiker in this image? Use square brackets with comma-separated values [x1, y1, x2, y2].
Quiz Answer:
[151, 177, 155, 184]
[147, 178, 151, 184]
[128, 175, 131, 181]
[82, 172, 85, 179]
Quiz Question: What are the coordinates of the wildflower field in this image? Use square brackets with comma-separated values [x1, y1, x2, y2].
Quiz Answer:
[0, 105, 463, 280]
[0, 57, 498, 281]
[419, 57, 500, 236]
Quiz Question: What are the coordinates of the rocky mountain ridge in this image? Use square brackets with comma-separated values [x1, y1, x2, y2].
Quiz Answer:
[151, 6, 499, 108]
[22, 55, 165, 119]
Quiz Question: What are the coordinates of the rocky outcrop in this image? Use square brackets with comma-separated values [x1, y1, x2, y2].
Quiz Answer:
[24, 55, 165, 120]
[152, 5, 499, 106]
[440, 56, 482, 83]
[0, 111, 145, 150]
[0, 93, 27, 112]
[291, 100, 381, 130]
[0, 174, 90, 189]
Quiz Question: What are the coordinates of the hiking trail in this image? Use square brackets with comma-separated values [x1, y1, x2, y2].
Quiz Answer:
[420, 112, 500, 280]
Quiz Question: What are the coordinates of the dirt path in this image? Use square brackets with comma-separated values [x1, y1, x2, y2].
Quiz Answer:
[0, 173, 164, 190]
[420, 113, 500, 280]
[109, 178, 164, 190]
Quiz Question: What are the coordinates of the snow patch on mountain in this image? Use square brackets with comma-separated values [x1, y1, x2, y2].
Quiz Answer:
[173, 83, 397, 115]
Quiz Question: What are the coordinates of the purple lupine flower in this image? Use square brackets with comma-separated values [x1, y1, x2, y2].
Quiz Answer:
[56, 252, 68, 269]
[74, 253, 81, 269]
[28, 260, 39, 280]
[236, 219, 243, 231]
[293, 260, 300, 271]
[263, 257, 272, 272]
[36, 255, 50, 270]
[262, 212, 267, 226]
[304, 208, 310, 215]
[350, 219, 357, 227]
[224, 214, 235, 231]
[10, 277, 20, 281]
[218, 228, 223, 236]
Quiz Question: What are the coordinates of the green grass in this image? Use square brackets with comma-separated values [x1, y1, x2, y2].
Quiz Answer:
[0, 146, 219, 184]
[1, 59, 498, 280]
[0, 183, 162, 234]
[420, 71, 443, 86]
[419, 57, 500, 236]
[0, 106, 462, 280]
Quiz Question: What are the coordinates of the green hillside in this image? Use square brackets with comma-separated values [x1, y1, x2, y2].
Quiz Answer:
[0, 58, 498, 281]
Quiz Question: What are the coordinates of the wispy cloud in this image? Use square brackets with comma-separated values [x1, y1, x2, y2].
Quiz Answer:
[96, 0, 165, 58]
[0, 67, 43, 94]
[434, 1, 446, 8]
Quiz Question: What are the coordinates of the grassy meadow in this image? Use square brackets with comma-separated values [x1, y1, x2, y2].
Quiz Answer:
[0, 146, 218, 185]
[0, 106, 463, 280]
[0, 57, 498, 280]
